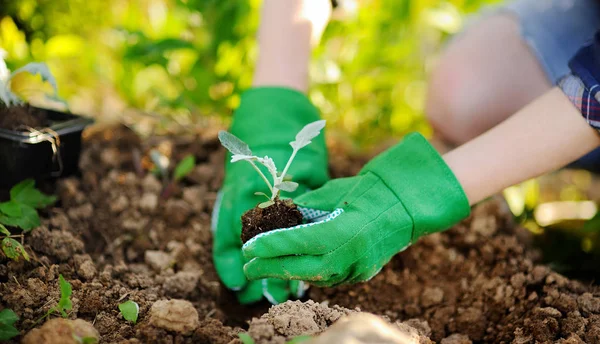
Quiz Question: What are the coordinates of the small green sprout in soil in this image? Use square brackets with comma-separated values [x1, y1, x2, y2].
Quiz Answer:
[32, 274, 73, 328]
[150, 152, 196, 198]
[118, 300, 139, 324]
[0, 308, 19, 341]
[0, 53, 67, 130]
[0, 179, 56, 262]
[218, 120, 325, 243]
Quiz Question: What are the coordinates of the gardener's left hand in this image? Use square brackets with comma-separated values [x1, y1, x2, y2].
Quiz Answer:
[242, 133, 471, 287]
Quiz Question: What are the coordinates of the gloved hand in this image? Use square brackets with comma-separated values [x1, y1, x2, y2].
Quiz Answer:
[212, 87, 329, 304]
[242, 133, 470, 287]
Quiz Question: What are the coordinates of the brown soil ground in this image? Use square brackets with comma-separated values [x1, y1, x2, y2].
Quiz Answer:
[0, 104, 48, 130]
[1, 124, 600, 343]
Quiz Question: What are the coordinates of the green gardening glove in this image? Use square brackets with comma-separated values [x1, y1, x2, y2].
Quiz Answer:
[242, 133, 470, 287]
[212, 87, 329, 304]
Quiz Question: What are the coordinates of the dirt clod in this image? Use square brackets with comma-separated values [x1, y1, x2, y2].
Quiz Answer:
[149, 299, 199, 335]
[241, 198, 303, 244]
[0, 104, 48, 130]
[144, 250, 174, 272]
[22, 318, 99, 344]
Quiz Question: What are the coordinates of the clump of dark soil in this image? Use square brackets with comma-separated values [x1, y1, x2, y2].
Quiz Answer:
[241, 197, 303, 243]
[0, 104, 48, 130]
[2, 123, 600, 343]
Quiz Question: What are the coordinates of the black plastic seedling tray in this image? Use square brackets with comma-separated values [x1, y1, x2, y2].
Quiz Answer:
[0, 107, 94, 188]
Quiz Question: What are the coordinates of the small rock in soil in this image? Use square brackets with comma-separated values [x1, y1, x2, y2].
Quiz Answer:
[247, 300, 354, 343]
[162, 271, 201, 298]
[312, 313, 430, 344]
[164, 199, 192, 226]
[144, 250, 174, 272]
[74, 254, 97, 281]
[149, 299, 199, 335]
[22, 318, 99, 344]
[139, 192, 159, 213]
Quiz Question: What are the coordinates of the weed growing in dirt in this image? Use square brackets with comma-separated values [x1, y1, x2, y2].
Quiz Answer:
[0, 179, 56, 262]
[118, 300, 139, 324]
[0, 309, 19, 341]
[150, 152, 196, 198]
[0, 54, 62, 107]
[218, 120, 325, 208]
[32, 274, 72, 327]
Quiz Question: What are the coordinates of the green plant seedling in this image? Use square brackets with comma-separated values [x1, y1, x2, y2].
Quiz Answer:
[237, 333, 255, 344]
[0, 53, 65, 108]
[0, 179, 56, 262]
[150, 152, 196, 199]
[0, 309, 19, 341]
[118, 300, 139, 324]
[55, 274, 73, 318]
[218, 120, 325, 208]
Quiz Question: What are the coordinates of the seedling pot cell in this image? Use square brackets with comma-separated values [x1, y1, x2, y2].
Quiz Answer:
[0, 107, 94, 188]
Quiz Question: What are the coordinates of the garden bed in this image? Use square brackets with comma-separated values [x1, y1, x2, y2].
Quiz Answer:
[1, 124, 600, 343]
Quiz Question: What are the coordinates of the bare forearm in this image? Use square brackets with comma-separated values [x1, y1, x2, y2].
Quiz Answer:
[253, 0, 331, 92]
[444, 87, 600, 205]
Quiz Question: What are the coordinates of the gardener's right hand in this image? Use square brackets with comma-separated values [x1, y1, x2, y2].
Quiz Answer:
[211, 87, 329, 304]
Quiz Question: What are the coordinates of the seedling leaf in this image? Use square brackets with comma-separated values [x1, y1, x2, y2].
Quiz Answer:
[80, 337, 98, 344]
[231, 154, 256, 163]
[290, 120, 326, 151]
[57, 274, 73, 317]
[218, 131, 252, 156]
[173, 155, 195, 181]
[286, 335, 312, 344]
[10, 62, 58, 97]
[150, 150, 170, 178]
[258, 200, 275, 209]
[0, 204, 40, 232]
[0, 224, 10, 236]
[238, 333, 255, 344]
[10, 179, 56, 209]
[254, 192, 270, 200]
[275, 181, 299, 193]
[0, 309, 19, 341]
[118, 300, 139, 324]
[0, 201, 21, 217]
[1, 238, 29, 261]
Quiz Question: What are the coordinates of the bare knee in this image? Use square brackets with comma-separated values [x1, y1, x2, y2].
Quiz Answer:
[425, 14, 551, 145]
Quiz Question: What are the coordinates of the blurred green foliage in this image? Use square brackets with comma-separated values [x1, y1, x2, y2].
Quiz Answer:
[0, 0, 500, 145]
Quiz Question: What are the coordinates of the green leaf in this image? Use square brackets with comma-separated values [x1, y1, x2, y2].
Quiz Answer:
[0, 309, 19, 341]
[238, 333, 255, 344]
[0, 204, 40, 232]
[173, 155, 195, 181]
[80, 337, 98, 344]
[0, 224, 10, 236]
[10, 179, 57, 209]
[0, 201, 21, 217]
[1, 238, 29, 261]
[258, 200, 275, 209]
[118, 301, 139, 324]
[286, 335, 312, 344]
[57, 274, 73, 317]
[10, 62, 59, 97]
[254, 192, 270, 200]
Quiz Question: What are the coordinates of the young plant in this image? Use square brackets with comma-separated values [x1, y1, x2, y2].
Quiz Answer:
[218, 120, 325, 208]
[30, 274, 72, 329]
[0, 308, 19, 341]
[150, 152, 196, 198]
[0, 179, 56, 262]
[0, 52, 61, 108]
[118, 300, 139, 324]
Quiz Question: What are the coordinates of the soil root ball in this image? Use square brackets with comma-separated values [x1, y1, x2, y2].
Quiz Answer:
[241, 198, 303, 243]
[22, 318, 99, 344]
[149, 299, 199, 335]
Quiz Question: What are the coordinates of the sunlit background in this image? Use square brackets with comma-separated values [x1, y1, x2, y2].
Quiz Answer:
[1, 0, 600, 277]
